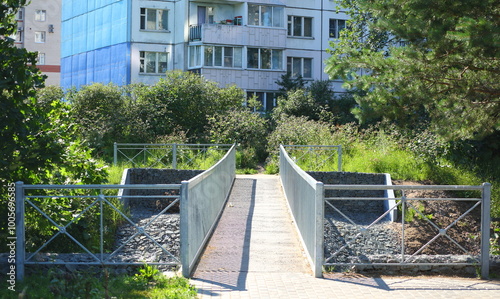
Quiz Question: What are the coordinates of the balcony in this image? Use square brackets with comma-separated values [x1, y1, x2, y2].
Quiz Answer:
[189, 15, 241, 42]
[189, 23, 286, 48]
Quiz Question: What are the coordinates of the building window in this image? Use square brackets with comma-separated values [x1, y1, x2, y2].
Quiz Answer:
[14, 29, 23, 42]
[329, 19, 346, 38]
[189, 46, 202, 68]
[17, 9, 23, 20]
[35, 31, 46, 43]
[37, 53, 45, 65]
[247, 48, 283, 70]
[140, 51, 168, 74]
[287, 57, 312, 78]
[287, 16, 312, 37]
[247, 91, 277, 112]
[248, 4, 284, 28]
[140, 8, 168, 31]
[35, 10, 46, 22]
[204, 46, 242, 68]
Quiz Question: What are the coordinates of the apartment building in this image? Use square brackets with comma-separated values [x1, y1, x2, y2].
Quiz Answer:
[61, 0, 349, 109]
[15, 0, 61, 86]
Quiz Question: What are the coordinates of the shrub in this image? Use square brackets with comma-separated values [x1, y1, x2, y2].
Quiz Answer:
[267, 115, 335, 157]
[132, 71, 245, 142]
[68, 83, 129, 157]
[208, 108, 269, 163]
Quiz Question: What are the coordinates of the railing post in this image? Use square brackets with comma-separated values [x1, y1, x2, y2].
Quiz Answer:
[180, 181, 189, 277]
[481, 182, 491, 279]
[113, 142, 117, 165]
[172, 143, 178, 169]
[99, 193, 104, 262]
[337, 145, 342, 172]
[15, 181, 25, 282]
[315, 182, 324, 278]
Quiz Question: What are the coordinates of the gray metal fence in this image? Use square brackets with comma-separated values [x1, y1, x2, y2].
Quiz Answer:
[324, 183, 491, 278]
[279, 145, 324, 277]
[15, 183, 182, 281]
[282, 144, 342, 172]
[113, 143, 233, 169]
[180, 144, 236, 276]
[16, 144, 237, 281]
[279, 145, 492, 279]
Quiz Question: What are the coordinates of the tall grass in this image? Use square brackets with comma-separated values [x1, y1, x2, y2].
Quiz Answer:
[268, 121, 499, 217]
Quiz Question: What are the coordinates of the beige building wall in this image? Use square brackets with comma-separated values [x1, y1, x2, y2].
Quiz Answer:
[16, 0, 61, 86]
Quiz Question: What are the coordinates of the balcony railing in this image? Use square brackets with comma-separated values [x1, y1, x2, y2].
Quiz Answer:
[189, 25, 202, 41]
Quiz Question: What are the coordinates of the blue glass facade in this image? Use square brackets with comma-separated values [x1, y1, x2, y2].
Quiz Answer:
[61, 0, 131, 89]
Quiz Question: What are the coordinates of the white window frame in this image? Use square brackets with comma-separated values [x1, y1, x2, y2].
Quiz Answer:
[35, 10, 46, 22]
[246, 91, 278, 112]
[287, 57, 313, 79]
[247, 48, 283, 70]
[189, 46, 202, 68]
[287, 16, 312, 38]
[140, 8, 169, 31]
[248, 4, 284, 28]
[204, 46, 242, 68]
[139, 51, 168, 74]
[34, 31, 46, 43]
[37, 53, 45, 65]
[329, 18, 346, 39]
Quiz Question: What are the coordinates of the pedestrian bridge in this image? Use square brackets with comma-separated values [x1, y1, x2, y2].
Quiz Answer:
[15, 144, 492, 283]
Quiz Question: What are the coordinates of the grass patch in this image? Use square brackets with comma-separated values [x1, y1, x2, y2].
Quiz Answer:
[0, 266, 197, 299]
[236, 168, 259, 174]
[268, 122, 499, 218]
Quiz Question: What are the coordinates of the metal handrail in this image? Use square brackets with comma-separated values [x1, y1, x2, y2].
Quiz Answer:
[323, 183, 491, 278]
[15, 183, 182, 281]
[279, 145, 491, 279]
[282, 144, 342, 171]
[113, 142, 233, 169]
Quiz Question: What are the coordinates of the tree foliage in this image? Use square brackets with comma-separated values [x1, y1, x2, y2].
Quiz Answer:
[272, 82, 357, 125]
[68, 83, 134, 157]
[132, 71, 245, 142]
[0, 3, 107, 251]
[326, 0, 500, 140]
[275, 72, 305, 95]
[208, 108, 269, 162]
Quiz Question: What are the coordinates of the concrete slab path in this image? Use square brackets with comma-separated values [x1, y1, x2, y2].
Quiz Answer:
[190, 174, 500, 298]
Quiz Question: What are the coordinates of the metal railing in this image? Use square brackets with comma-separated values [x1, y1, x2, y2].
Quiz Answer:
[15, 183, 182, 281]
[279, 145, 324, 277]
[279, 145, 492, 279]
[282, 145, 342, 171]
[113, 143, 233, 169]
[180, 144, 236, 276]
[189, 24, 202, 41]
[324, 184, 491, 278]
[16, 144, 237, 280]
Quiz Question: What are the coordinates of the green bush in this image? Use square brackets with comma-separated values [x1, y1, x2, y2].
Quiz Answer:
[0, 267, 197, 299]
[267, 115, 335, 155]
[132, 71, 245, 142]
[67, 83, 130, 157]
[208, 108, 269, 163]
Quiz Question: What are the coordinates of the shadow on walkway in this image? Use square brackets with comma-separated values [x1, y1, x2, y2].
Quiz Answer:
[193, 178, 257, 295]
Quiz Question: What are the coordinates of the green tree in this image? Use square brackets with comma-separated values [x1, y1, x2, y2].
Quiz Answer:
[275, 72, 305, 95]
[326, 0, 500, 140]
[68, 83, 130, 157]
[0, 3, 107, 251]
[208, 108, 269, 163]
[1, 0, 47, 182]
[133, 71, 245, 142]
[273, 89, 322, 121]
